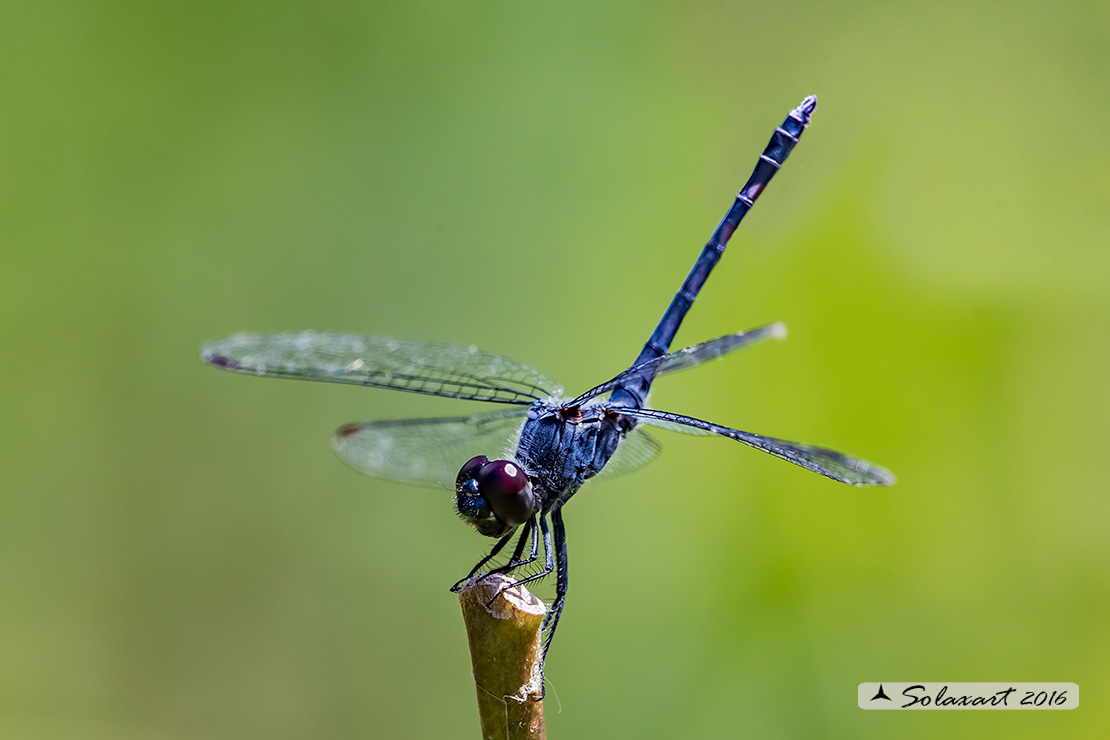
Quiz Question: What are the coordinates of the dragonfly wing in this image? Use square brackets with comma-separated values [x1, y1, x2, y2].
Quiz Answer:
[571, 323, 785, 406]
[201, 332, 561, 405]
[591, 427, 663, 482]
[613, 407, 895, 487]
[332, 408, 528, 488]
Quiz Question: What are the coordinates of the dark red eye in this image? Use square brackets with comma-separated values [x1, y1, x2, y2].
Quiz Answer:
[476, 460, 535, 526]
[456, 455, 489, 488]
[477, 459, 527, 496]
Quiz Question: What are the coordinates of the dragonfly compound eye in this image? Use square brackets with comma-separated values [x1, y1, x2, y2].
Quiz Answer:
[454, 454, 511, 538]
[456, 455, 489, 488]
[477, 460, 535, 526]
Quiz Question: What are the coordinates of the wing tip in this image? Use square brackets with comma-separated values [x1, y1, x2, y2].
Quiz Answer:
[200, 342, 240, 370]
[331, 424, 365, 463]
[330, 424, 370, 475]
[334, 422, 364, 442]
[200, 333, 261, 369]
[859, 464, 896, 487]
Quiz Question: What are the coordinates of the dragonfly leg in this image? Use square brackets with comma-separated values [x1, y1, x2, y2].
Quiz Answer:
[450, 530, 513, 592]
[485, 514, 554, 607]
[540, 509, 568, 663]
[485, 515, 541, 576]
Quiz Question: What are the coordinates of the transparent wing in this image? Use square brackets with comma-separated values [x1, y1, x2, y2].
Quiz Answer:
[332, 408, 528, 488]
[611, 406, 895, 487]
[570, 323, 785, 406]
[591, 427, 663, 482]
[201, 332, 562, 405]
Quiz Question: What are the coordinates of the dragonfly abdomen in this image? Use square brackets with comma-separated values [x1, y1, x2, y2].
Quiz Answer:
[610, 96, 817, 408]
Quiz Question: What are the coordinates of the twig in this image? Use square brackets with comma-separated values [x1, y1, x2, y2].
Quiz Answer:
[458, 574, 546, 740]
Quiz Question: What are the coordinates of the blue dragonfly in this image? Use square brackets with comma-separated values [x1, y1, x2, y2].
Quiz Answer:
[202, 94, 894, 672]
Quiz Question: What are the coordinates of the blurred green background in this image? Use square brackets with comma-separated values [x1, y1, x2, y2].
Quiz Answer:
[2, 1, 1107, 738]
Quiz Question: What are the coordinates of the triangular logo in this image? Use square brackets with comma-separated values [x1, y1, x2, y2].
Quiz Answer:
[871, 684, 892, 701]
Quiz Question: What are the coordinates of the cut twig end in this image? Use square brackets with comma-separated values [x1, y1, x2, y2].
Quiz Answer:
[459, 574, 547, 738]
[461, 573, 547, 620]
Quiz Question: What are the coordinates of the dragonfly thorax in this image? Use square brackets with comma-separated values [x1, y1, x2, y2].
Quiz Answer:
[454, 455, 537, 538]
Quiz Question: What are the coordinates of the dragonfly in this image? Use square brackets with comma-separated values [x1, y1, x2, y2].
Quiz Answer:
[201, 94, 894, 677]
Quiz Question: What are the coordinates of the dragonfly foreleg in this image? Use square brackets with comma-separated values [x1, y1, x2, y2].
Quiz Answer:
[485, 515, 541, 577]
[450, 530, 513, 592]
[484, 514, 554, 608]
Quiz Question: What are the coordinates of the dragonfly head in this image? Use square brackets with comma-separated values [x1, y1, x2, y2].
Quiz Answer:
[454, 455, 536, 538]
